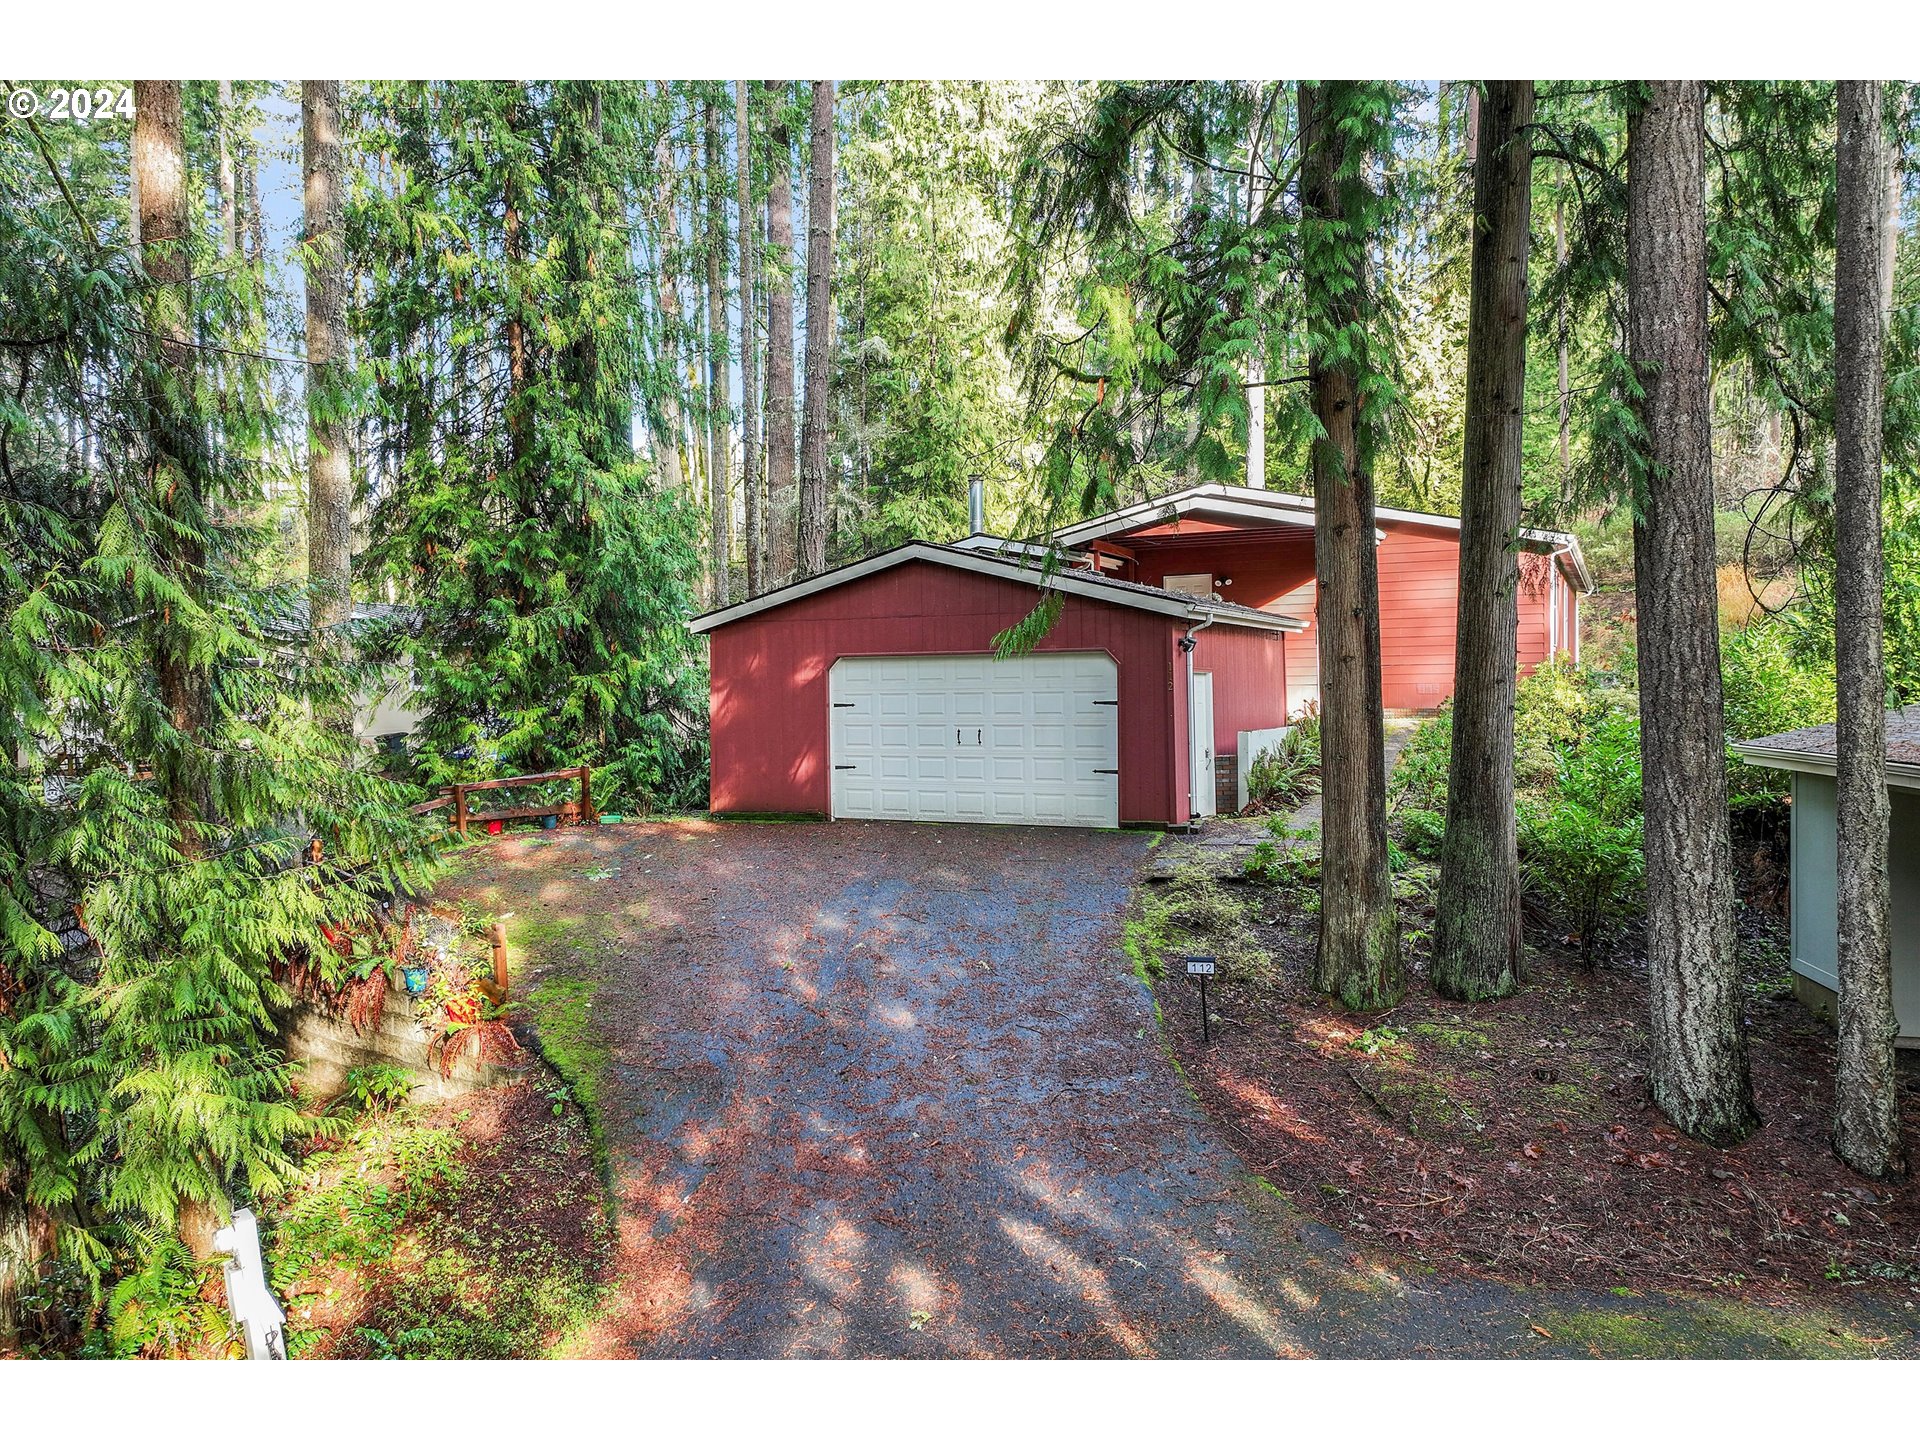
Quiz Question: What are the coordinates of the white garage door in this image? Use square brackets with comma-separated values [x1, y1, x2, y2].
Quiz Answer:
[829, 652, 1120, 828]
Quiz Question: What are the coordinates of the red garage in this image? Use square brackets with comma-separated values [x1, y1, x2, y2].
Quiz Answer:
[689, 542, 1304, 828]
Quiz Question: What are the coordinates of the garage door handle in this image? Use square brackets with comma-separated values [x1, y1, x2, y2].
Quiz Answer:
[834, 764, 856, 770]
[1095, 699, 1118, 706]
[1094, 768, 1118, 775]
[833, 702, 855, 708]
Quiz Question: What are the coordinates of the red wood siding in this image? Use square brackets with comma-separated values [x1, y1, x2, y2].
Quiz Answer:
[1192, 624, 1290, 756]
[706, 560, 1189, 824]
[1125, 529, 1320, 717]
[1106, 516, 1576, 712]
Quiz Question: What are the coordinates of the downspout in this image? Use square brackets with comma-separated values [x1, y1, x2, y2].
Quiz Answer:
[1179, 609, 1216, 824]
[1547, 541, 1575, 661]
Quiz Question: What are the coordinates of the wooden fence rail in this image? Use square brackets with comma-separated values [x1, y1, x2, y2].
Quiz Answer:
[407, 766, 597, 837]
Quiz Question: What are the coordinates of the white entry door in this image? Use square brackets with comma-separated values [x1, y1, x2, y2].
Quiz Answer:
[1189, 670, 1216, 820]
[829, 653, 1120, 827]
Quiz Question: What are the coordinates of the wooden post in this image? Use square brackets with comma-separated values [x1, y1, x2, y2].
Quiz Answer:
[489, 919, 509, 995]
[454, 784, 468, 837]
[581, 766, 596, 824]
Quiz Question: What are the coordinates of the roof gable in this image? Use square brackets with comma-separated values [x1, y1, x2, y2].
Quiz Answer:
[687, 541, 1307, 636]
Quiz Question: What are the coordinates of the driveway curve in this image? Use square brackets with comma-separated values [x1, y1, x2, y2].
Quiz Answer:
[443, 820, 1906, 1359]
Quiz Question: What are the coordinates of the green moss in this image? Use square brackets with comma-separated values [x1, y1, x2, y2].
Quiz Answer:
[1410, 1021, 1492, 1050]
[1538, 1301, 1883, 1359]
[1375, 1078, 1485, 1140]
[522, 973, 614, 1187]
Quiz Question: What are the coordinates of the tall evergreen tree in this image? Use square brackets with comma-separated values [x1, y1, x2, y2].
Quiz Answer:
[798, 80, 837, 577]
[704, 91, 734, 606]
[1299, 80, 1403, 1010]
[1626, 80, 1758, 1146]
[646, 86, 690, 495]
[737, 81, 764, 596]
[2, 80, 437, 1346]
[356, 81, 708, 811]
[1434, 80, 1533, 1002]
[764, 82, 798, 585]
[303, 81, 353, 663]
[1831, 78, 1906, 1180]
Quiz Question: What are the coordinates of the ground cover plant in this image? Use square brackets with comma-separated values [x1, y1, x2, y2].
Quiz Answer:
[266, 1082, 609, 1359]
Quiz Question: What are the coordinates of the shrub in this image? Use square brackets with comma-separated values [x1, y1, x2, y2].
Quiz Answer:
[1242, 705, 1321, 813]
[341, 1064, 418, 1115]
[1518, 710, 1645, 962]
[1720, 622, 1835, 808]
[1389, 705, 1453, 856]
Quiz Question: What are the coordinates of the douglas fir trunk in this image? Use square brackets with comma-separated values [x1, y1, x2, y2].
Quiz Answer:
[303, 81, 353, 651]
[1298, 80, 1402, 1011]
[1626, 81, 1757, 1146]
[797, 80, 836, 578]
[1831, 79, 1906, 1179]
[764, 82, 798, 585]
[738, 81, 763, 597]
[705, 95, 733, 607]
[1435, 80, 1532, 1001]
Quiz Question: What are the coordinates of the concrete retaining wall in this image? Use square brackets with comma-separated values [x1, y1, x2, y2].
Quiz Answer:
[279, 975, 521, 1106]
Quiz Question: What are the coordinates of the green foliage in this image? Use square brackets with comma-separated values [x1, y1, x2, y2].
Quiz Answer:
[1347, 1026, 1408, 1058]
[104, 1236, 233, 1359]
[341, 1064, 418, 1115]
[1243, 821, 1320, 892]
[1128, 863, 1273, 986]
[269, 1119, 464, 1283]
[1, 95, 442, 1316]
[1242, 708, 1321, 813]
[352, 82, 709, 815]
[1720, 621, 1836, 805]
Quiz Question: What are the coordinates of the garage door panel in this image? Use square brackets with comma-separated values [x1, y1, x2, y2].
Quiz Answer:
[830, 652, 1119, 828]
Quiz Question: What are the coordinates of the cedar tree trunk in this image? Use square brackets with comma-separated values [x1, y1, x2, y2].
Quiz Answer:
[1298, 80, 1402, 1011]
[135, 80, 210, 849]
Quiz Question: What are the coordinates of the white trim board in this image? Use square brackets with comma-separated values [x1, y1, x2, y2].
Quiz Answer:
[687, 541, 1309, 636]
[1730, 742, 1920, 793]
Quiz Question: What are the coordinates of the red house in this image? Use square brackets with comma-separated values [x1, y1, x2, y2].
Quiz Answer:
[689, 542, 1302, 827]
[691, 482, 1591, 829]
[1040, 483, 1592, 716]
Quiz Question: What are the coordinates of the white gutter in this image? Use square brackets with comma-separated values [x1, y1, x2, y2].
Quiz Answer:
[1179, 610, 1217, 822]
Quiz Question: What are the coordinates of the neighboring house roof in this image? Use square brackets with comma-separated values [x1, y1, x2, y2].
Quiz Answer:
[1732, 706, 1920, 792]
[1045, 483, 1596, 594]
[686, 541, 1308, 636]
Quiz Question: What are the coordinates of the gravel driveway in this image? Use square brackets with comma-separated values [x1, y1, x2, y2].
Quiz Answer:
[443, 820, 1910, 1359]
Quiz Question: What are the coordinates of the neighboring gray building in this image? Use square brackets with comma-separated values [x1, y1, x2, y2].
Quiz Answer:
[1734, 706, 1920, 1045]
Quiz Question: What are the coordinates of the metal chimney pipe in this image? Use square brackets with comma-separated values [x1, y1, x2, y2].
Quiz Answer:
[968, 475, 986, 535]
